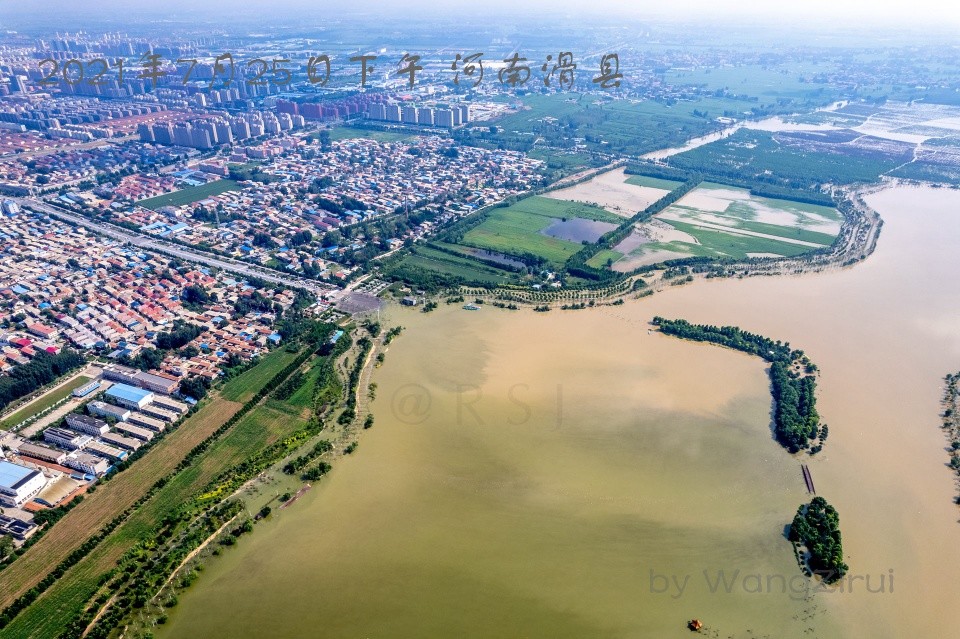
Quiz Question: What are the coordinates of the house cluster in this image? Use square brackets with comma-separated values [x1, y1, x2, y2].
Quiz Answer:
[74, 133, 544, 277]
[0, 210, 294, 383]
[0, 377, 191, 529]
[0, 140, 190, 192]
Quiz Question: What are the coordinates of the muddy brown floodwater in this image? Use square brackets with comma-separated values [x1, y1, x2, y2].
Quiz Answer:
[161, 185, 960, 639]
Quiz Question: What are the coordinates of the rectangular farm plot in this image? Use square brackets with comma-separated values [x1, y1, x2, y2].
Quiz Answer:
[606, 183, 842, 270]
[460, 196, 619, 267]
[543, 168, 681, 217]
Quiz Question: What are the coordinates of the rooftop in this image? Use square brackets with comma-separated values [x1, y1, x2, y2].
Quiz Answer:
[105, 383, 153, 404]
[0, 459, 40, 490]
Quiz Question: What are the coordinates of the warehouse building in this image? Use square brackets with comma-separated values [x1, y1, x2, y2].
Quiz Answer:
[139, 404, 178, 423]
[151, 396, 188, 415]
[102, 364, 179, 394]
[0, 513, 38, 540]
[104, 384, 155, 410]
[17, 442, 67, 465]
[101, 431, 142, 452]
[113, 422, 154, 443]
[65, 413, 109, 437]
[65, 453, 110, 477]
[72, 380, 102, 398]
[88, 401, 131, 422]
[0, 459, 47, 507]
[43, 427, 92, 451]
[85, 440, 128, 462]
[126, 412, 165, 433]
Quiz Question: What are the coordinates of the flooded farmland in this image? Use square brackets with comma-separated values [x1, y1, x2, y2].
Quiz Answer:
[161, 185, 960, 639]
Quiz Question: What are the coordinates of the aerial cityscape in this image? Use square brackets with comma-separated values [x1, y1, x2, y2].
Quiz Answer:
[0, 1, 958, 638]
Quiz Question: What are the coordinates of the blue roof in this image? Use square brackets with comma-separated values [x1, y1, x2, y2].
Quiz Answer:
[105, 383, 153, 404]
[0, 460, 38, 489]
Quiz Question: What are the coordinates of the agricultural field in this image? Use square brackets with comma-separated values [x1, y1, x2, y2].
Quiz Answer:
[220, 348, 300, 403]
[624, 174, 685, 191]
[664, 63, 858, 104]
[456, 92, 804, 166]
[544, 168, 680, 217]
[0, 349, 317, 637]
[0, 375, 91, 429]
[0, 348, 298, 612]
[136, 179, 241, 210]
[667, 128, 910, 187]
[671, 101, 960, 189]
[460, 196, 620, 268]
[0, 397, 311, 639]
[607, 182, 842, 270]
[387, 245, 516, 288]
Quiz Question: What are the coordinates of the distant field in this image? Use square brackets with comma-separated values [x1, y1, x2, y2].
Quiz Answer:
[137, 179, 241, 210]
[324, 126, 414, 143]
[667, 128, 906, 186]
[390, 246, 515, 286]
[527, 148, 602, 173]
[665, 64, 836, 101]
[458, 93, 788, 171]
[460, 196, 617, 267]
[624, 174, 684, 191]
[0, 375, 91, 429]
[607, 183, 841, 268]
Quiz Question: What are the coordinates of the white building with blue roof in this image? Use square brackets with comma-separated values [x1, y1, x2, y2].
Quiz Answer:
[104, 383, 154, 410]
[0, 459, 47, 507]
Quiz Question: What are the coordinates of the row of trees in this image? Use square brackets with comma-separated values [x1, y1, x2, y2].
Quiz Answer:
[564, 174, 703, 282]
[0, 322, 338, 630]
[0, 349, 86, 412]
[652, 317, 823, 452]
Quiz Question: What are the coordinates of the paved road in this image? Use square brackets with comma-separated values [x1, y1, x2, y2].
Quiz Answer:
[17, 198, 340, 298]
[0, 363, 103, 435]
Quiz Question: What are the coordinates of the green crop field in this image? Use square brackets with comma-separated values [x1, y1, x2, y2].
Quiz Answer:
[0, 375, 91, 428]
[220, 348, 300, 403]
[657, 219, 819, 259]
[390, 247, 515, 286]
[2, 400, 310, 639]
[136, 179, 241, 210]
[624, 174, 684, 191]
[458, 196, 620, 268]
[585, 249, 624, 269]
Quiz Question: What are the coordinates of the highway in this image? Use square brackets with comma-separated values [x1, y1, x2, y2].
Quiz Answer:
[16, 197, 339, 298]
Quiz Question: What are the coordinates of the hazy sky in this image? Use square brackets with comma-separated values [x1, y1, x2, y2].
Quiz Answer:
[3, 0, 960, 28]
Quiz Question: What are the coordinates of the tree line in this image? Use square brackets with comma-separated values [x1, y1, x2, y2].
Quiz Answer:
[0, 348, 86, 413]
[652, 317, 825, 453]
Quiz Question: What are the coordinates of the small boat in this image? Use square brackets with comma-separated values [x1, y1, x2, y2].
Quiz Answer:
[688, 619, 703, 632]
[463, 304, 481, 311]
